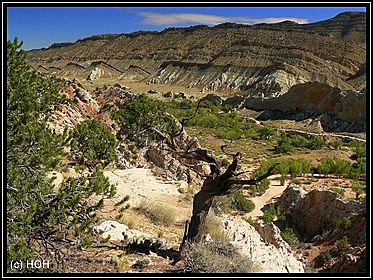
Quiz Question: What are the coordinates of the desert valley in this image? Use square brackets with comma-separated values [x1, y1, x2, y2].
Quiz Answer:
[7, 10, 367, 274]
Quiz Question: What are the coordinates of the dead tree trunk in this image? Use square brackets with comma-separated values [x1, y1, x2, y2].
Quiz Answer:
[179, 152, 278, 250]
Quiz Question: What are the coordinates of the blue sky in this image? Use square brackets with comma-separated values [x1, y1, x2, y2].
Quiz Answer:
[5, 4, 367, 50]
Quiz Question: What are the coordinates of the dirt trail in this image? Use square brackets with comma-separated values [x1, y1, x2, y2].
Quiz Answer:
[247, 175, 289, 220]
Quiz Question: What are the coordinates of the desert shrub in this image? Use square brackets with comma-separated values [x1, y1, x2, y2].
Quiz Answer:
[280, 227, 299, 246]
[336, 216, 352, 230]
[230, 190, 255, 213]
[279, 175, 287, 186]
[120, 215, 140, 230]
[335, 235, 349, 255]
[255, 126, 276, 140]
[70, 119, 117, 167]
[215, 126, 244, 140]
[349, 142, 366, 160]
[202, 210, 226, 240]
[350, 157, 366, 179]
[332, 158, 351, 177]
[351, 180, 365, 200]
[138, 200, 177, 227]
[306, 136, 325, 150]
[167, 98, 195, 110]
[182, 239, 260, 273]
[328, 140, 343, 150]
[274, 133, 294, 154]
[213, 190, 254, 214]
[243, 216, 258, 227]
[287, 133, 309, 148]
[314, 251, 332, 267]
[316, 157, 333, 176]
[220, 157, 230, 167]
[316, 157, 352, 177]
[262, 204, 277, 223]
[288, 159, 303, 178]
[291, 178, 301, 185]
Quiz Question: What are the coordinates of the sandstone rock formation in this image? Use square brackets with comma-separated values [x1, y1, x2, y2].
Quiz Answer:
[243, 82, 366, 133]
[275, 184, 365, 238]
[244, 82, 343, 114]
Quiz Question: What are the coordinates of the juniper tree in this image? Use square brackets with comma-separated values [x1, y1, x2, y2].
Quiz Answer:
[7, 38, 116, 272]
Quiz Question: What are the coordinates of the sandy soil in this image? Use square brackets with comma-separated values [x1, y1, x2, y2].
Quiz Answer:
[103, 168, 193, 223]
[246, 175, 289, 220]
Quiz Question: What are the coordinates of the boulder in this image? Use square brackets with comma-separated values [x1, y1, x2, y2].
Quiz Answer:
[163, 91, 174, 98]
[200, 93, 223, 105]
[175, 92, 187, 99]
[94, 220, 150, 242]
[222, 95, 245, 108]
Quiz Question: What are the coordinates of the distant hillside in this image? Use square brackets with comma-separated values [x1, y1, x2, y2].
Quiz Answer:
[26, 12, 366, 94]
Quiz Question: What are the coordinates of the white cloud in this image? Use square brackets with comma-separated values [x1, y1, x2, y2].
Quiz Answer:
[138, 12, 309, 26]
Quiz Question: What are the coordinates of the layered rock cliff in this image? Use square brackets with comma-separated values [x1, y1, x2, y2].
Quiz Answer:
[27, 12, 365, 95]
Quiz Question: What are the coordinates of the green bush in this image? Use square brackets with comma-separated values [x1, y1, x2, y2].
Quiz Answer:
[287, 133, 309, 148]
[215, 126, 244, 140]
[350, 157, 366, 179]
[230, 190, 255, 213]
[243, 216, 258, 227]
[280, 227, 299, 246]
[316, 157, 352, 177]
[213, 190, 254, 214]
[306, 136, 325, 150]
[314, 251, 332, 267]
[352, 180, 365, 200]
[262, 204, 277, 223]
[335, 235, 349, 255]
[112, 94, 176, 144]
[274, 133, 294, 154]
[280, 175, 287, 186]
[70, 119, 117, 167]
[337, 216, 352, 230]
[349, 142, 366, 160]
[256, 126, 275, 140]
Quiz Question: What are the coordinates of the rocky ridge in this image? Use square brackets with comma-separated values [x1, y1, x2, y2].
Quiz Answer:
[27, 12, 365, 95]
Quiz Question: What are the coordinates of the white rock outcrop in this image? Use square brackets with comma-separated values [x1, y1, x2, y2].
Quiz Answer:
[221, 215, 305, 273]
[94, 220, 151, 242]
